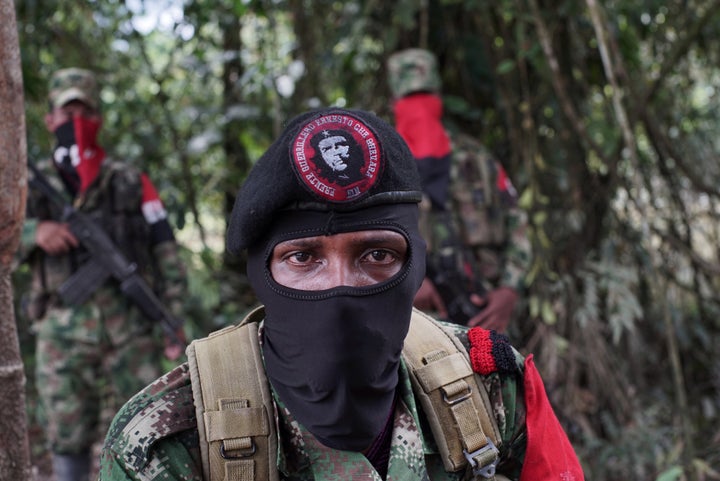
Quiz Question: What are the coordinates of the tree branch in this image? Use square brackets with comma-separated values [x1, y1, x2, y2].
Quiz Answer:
[527, 0, 612, 166]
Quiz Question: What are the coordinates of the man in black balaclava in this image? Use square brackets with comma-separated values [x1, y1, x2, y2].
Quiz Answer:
[230, 109, 427, 457]
[99, 107, 585, 481]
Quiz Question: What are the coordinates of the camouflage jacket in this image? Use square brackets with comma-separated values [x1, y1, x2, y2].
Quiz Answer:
[19, 158, 186, 343]
[99, 320, 528, 481]
[421, 131, 531, 292]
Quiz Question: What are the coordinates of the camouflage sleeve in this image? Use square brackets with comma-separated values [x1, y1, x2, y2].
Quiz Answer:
[490, 159, 530, 292]
[16, 217, 39, 263]
[499, 202, 531, 292]
[99, 363, 203, 481]
[440, 321, 527, 479]
[134, 171, 188, 321]
[152, 240, 188, 321]
[17, 159, 59, 262]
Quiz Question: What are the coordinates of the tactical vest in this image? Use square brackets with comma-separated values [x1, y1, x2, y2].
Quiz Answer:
[187, 307, 508, 481]
[448, 133, 507, 249]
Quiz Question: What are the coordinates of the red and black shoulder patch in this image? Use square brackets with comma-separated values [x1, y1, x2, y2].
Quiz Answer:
[468, 328, 518, 376]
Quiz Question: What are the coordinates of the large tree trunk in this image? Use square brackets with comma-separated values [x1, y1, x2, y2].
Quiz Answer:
[0, 0, 32, 479]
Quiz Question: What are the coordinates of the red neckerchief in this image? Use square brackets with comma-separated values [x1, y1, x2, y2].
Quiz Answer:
[73, 115, 105, 193]
[393, 93, 451, 159]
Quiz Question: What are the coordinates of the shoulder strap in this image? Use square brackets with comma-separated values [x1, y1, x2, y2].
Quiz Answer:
[403, 308, 501, 479]
[186, 306, 279, 481]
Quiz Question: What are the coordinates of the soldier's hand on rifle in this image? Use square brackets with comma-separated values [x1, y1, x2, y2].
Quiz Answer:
[36, 220, 79, 255]
[163, 327, 187, 361]
[467, 286, 518, 333]
[413, 277, 449, 319]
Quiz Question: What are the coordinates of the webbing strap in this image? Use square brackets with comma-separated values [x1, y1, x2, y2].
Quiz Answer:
[477, 153, 495, 208]
[187, 307, 279, 481]
[404, 309, 501, 479]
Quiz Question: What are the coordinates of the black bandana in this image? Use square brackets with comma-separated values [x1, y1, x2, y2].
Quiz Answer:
[52, 120, 82, 196]
[247, 203, 426, 451]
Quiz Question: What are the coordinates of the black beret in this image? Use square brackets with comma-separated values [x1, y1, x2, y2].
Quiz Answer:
[227, 108, 423, 253]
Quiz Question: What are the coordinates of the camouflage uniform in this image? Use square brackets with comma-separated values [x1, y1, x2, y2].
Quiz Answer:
[18, 69, 187, 476]
[388, 49, 531, 297]
[99, 319, 527, 481]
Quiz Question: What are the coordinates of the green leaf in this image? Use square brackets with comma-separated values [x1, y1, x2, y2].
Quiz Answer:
[655, 466, 683, 481]
[496, 59, 516, 75]
[541, 300, 557, 325]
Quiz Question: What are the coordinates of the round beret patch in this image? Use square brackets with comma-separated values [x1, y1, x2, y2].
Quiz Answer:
[290, 112, 382, 202]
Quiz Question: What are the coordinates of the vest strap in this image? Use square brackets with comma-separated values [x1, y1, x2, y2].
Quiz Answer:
[404, 308, 501, 479]
[186, 306, 279, 481]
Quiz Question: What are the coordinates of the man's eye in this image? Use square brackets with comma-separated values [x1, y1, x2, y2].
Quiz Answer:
[289, 252, 312, 263]
[365, 250, 395, 264]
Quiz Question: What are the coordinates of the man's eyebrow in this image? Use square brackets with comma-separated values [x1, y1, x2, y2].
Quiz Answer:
[277, 232, 405, 248]
[278, 238, 319, 249]
[350, 232, 406, 246]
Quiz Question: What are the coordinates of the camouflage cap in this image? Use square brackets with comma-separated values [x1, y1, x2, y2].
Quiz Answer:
[386, 48, 441, 99]
[48, 68, 100, 110]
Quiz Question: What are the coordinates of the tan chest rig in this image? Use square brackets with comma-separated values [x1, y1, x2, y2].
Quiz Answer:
[187, 307, 504, 481]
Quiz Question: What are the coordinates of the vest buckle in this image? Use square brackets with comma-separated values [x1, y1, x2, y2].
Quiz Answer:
[464, 437, 499, 479]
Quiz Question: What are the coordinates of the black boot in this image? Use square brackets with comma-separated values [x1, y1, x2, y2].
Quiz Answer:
[52, 452, 90, 481]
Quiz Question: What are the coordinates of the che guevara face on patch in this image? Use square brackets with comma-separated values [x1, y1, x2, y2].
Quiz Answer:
[290, 112, 382, 202]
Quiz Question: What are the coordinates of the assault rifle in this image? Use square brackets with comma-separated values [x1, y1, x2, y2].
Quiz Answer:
[28, 162, 184, 345]
[425, 211, 486, 326]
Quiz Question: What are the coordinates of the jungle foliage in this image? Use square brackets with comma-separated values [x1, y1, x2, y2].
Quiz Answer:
[13, 0, 720, 479]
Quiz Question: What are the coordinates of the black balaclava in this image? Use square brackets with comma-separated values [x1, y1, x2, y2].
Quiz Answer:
[52, 119, 82, 196]
[227, 108, 426, 451]
[248, 203, 425, 451]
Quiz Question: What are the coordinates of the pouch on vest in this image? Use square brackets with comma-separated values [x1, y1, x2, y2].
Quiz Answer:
[404, 309, 502, 479]
[187, 307, 279, 481]
[452, 156, 506, 247]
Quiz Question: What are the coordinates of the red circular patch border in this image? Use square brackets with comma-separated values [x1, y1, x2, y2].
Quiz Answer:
[290, 112, 382, 202]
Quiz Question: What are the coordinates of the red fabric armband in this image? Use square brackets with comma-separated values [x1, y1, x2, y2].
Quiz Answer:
[520, 355, 585, 481]
[496, 163, 509, 192]
[140, 173, 168, 225]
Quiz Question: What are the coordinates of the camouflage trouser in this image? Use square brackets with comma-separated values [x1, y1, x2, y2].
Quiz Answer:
[35, 301, 164, 454]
